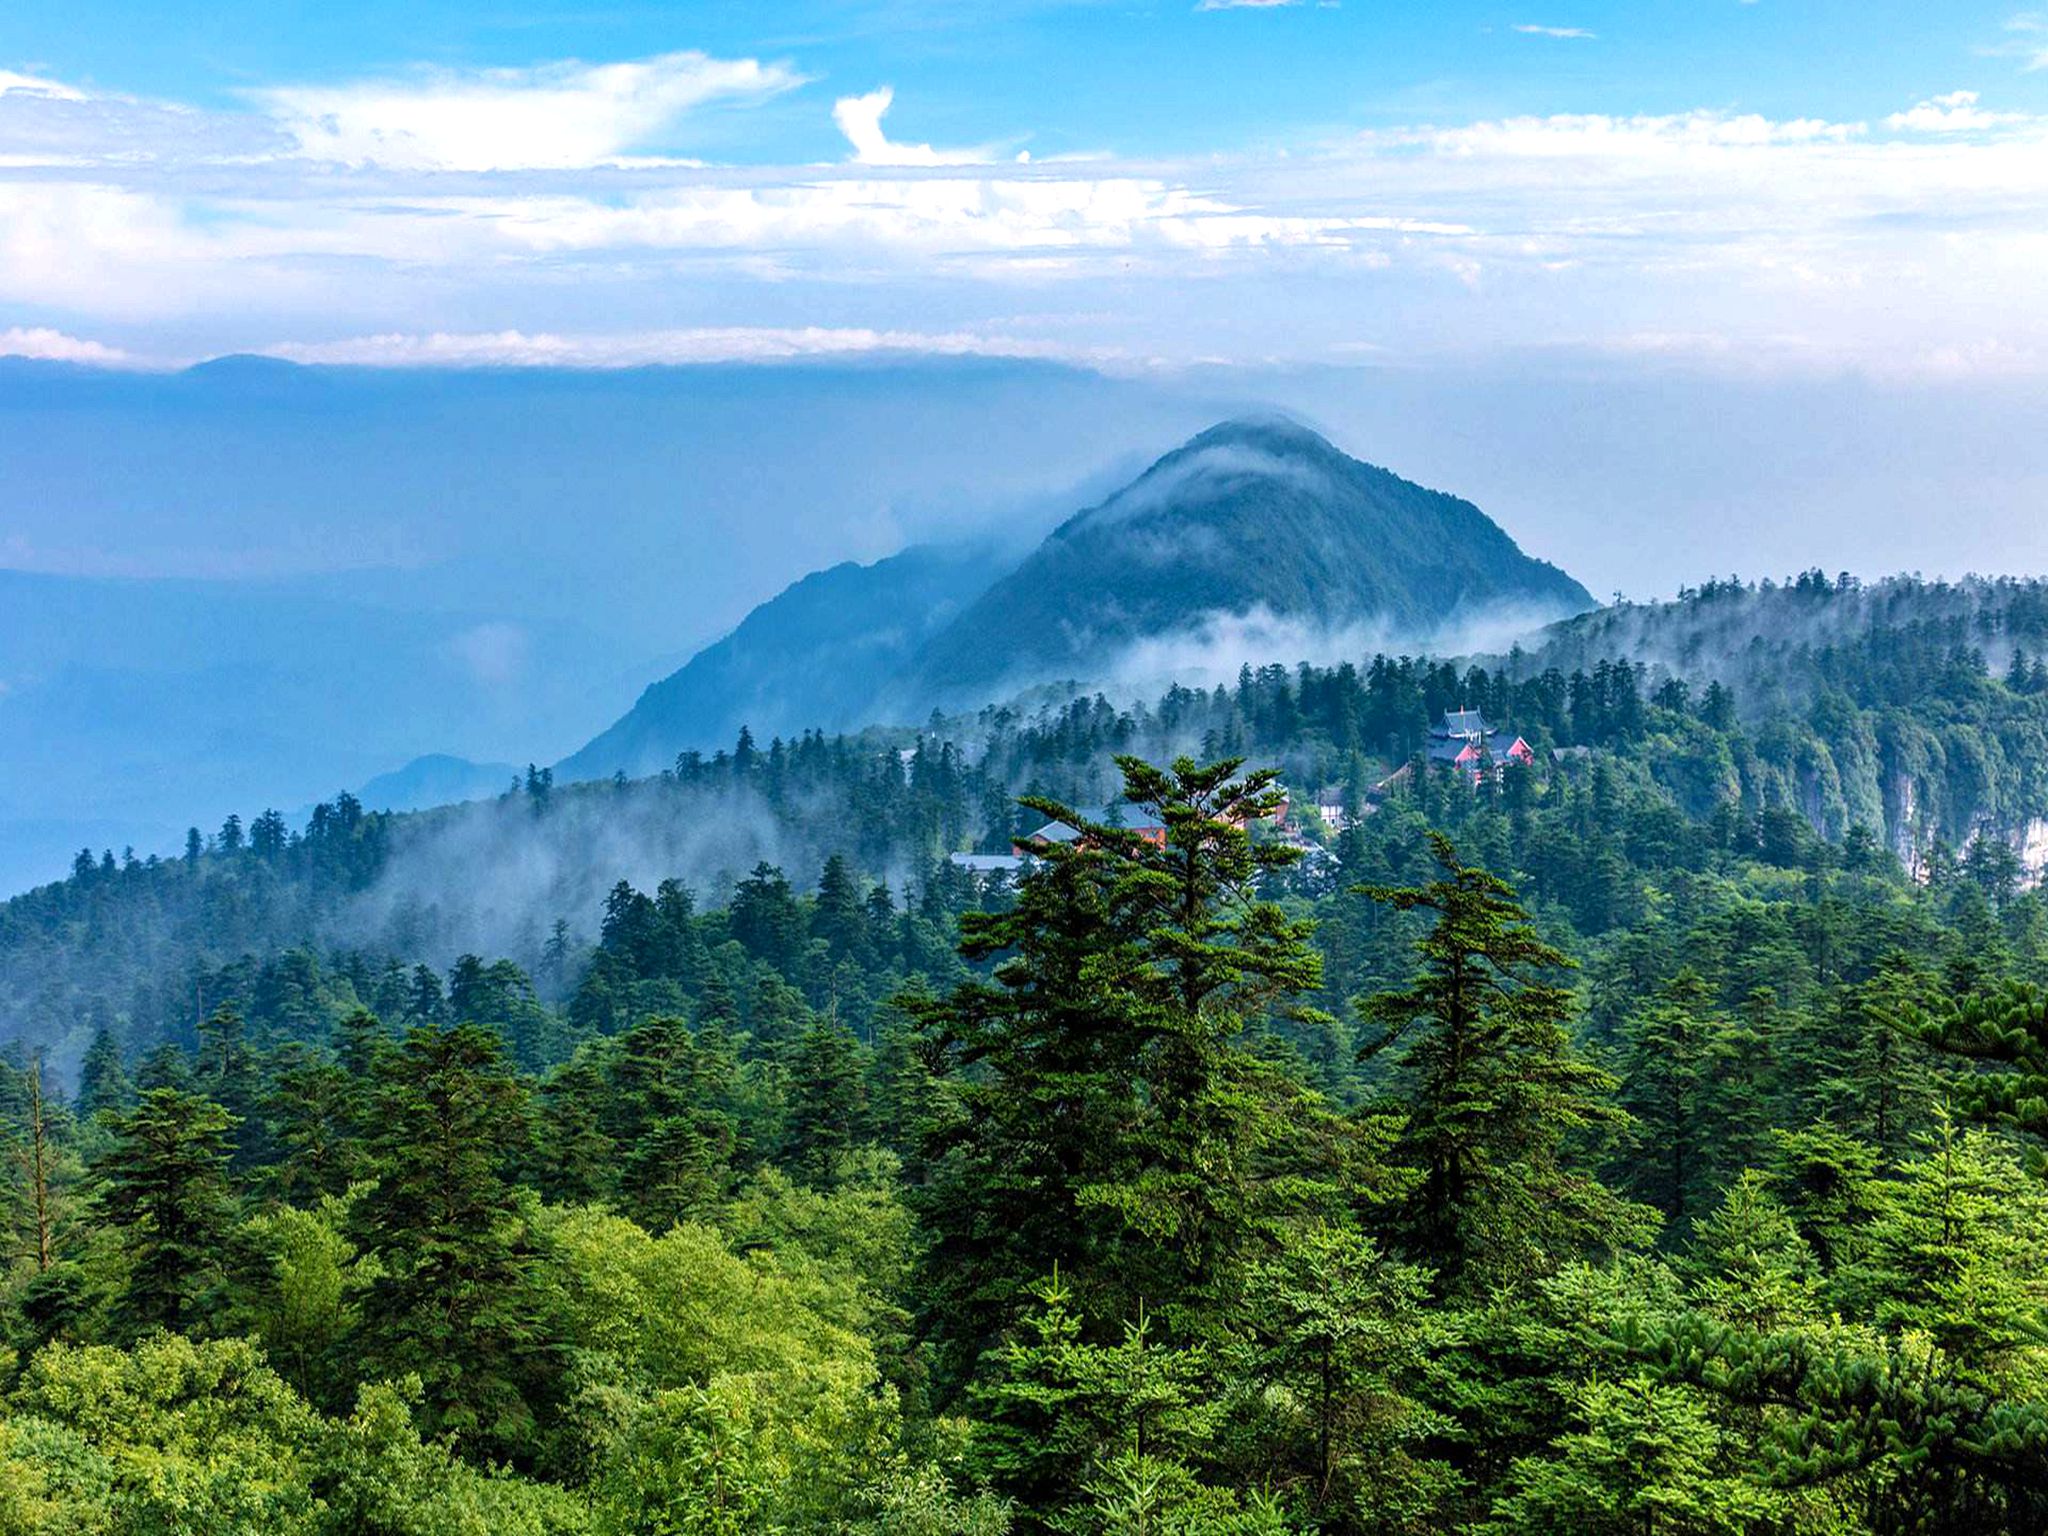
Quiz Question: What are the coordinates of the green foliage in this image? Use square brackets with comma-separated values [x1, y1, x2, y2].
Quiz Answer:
[94, 1086, 237, 1336]
[1831, 1118, 2048, 1384]
[1682, 1173, 1819, 1331]
[1355, 832, 1654, 1295]
[347, 1022, 554, 1462]
[232, 1192, 367, 1409]
[911, 757, 1339, 1392]
[969, 1269, 1230, 1528]
[1480, 1376, 1781, 1535]
[1916, 981, 2048, 1168]
[1237, 1222, 1452, 1525]
[17, 673, 2048, 1535]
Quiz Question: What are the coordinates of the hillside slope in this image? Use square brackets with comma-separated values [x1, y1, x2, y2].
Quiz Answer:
[560, 541, 1008, 780]
[902, 415, 1591, 703]
[568, 416, 1592, 774]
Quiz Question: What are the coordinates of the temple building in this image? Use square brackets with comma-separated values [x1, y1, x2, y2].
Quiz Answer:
[1426, 708, 1535, 783]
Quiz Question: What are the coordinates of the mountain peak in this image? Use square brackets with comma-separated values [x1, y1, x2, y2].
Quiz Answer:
[1061, 414, 1351, 539]
[562, 416, 1594, 778]
[901, 419, 1591, 702]
[1180, 413, 1338, 455]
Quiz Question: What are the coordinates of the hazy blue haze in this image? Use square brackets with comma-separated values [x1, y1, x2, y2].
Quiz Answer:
[6, 354, 2044, 895]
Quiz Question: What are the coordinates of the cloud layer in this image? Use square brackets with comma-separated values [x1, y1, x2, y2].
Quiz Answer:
[254, 52, 802, 171]
[3, 50, 2047, 376]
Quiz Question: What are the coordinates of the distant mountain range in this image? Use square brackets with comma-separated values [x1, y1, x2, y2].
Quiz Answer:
[0, 354, 1230, 895]
[358, 754, 521, 814]
[561, 417, 1594, 780]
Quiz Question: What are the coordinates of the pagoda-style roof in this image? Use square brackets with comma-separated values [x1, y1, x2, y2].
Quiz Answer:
[1433, 708, 1491, 740]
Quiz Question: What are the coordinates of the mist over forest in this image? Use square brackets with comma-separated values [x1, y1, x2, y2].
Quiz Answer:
[8, 0, 2048, 1520]
[9, 356, 2048, 895]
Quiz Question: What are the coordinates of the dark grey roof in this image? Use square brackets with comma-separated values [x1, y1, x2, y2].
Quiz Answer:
[950, 852, 1027, 872]
[1027, 803, 1165, 841]
[1436, 708, 1491, 738]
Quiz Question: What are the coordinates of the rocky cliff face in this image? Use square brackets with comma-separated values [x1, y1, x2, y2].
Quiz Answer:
[1880, 769, 2048, 888]
[1886, 773, 1927, 880]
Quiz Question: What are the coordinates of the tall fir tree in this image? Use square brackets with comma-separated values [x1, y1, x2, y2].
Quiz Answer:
[95, 1086, 237, 1335]
[75, 1026, 132, 1125]
[1356, 832, 1650, 1295]
[348, 1022, 553, 1461]
[911, 756, 1338, 1396]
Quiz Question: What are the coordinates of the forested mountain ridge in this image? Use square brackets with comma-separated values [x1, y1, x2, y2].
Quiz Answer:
[560, 540, 1011, 782]
[10, 571, 2048, 1070]
[561, 416, 1592, 780]
[0, 355, 1234, 892]
[901, 415, 1592, 705]
[12, 570, 2048, 1529]
[1523, 571, 2048, 873]
[6, 730, 2048, 1528]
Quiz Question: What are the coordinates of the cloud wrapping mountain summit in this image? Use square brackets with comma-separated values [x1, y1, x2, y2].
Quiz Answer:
[562, 416, 1593, 780]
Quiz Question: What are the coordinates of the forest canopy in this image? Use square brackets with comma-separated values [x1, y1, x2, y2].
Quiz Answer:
[7, 574, 2048, 1530]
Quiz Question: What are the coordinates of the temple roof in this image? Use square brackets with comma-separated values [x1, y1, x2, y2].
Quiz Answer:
[1434, 708, 1491, 739]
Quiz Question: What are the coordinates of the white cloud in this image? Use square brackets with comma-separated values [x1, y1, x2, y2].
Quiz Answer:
[832, 87, 993, 166]
[1365, 109, 1869, 157]
[2006, 13, 2048, 71]
[4, 65, 2048, 379]
[1886, 90, 2024, 132]
[0, 325, 128, 363]
[0, 70, 84, 100]
[1512, 24, 1596, 38]
[446, 622, 529, 688]
[264, 324, 1113, 368]
[0, 74, 283, 169]
[429, 177, 1380, 263]
[252, 51, 801, 170]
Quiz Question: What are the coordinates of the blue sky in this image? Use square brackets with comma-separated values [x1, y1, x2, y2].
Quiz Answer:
[1, 0, 2046, 372]
[7, 0, 2048, 891]
[11, 1, 2044, 150]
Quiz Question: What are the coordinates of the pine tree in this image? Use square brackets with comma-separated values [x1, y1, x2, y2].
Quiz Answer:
[331, 1005, 392, 1083]
[969, 1268, 1220, 1523]
[1765, 1122, 1878, 1275]
[1243, 1220, 1448, 1522]
[1102, 756, 1332, 1315]
[911, 756, 1334, 1391]
[1356, 831, 1649, 1295]
[196, 1001, 266, 1176]
[620, 1111, 733, 1230]
[909, 835, 1147, 1388]
[262, 1035, 371, 1204]
[1479, 1376, 1778, 1536]
[348, 1022, 552, 1461]
[870, 1009, 950, 1178]
[1835, 1116, 2048, 1383]
[1822, 957, 1941, 1160]
[95, 1086, 237, 1335]
[1915, 980, 2048, 1172]
[1681, 1171, 1818, 1330]
[407, 963, 446, 1025]
[76, 1026, 132, 1124]
[533, 1051, 618, 1205]
[784, 1016, 869, 1187]
[605, 1014, 688, 1125]
[4, 1053, 74, 1275]
[539, 917, 576, 996]
[597, 1013, 736, 1224]
[1615, 970, 1745, 1237]
[815, 853, 868, 960]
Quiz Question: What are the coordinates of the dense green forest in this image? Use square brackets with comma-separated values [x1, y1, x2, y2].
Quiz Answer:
[9, 572, 2048, 1530]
